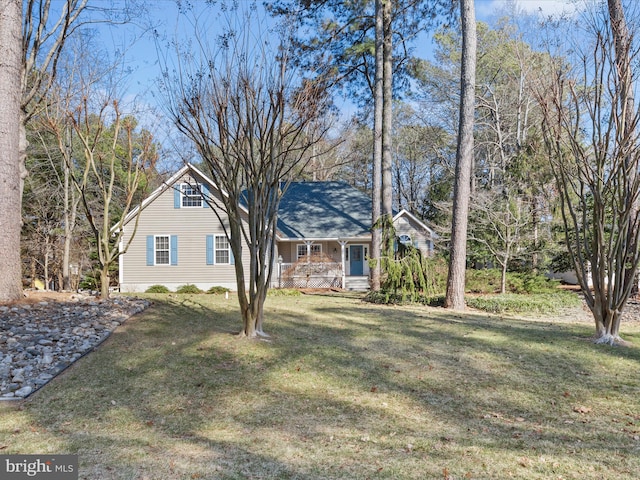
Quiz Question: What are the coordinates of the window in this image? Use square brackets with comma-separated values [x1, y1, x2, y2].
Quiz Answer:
[181, 183, 202, 207]
[215, 235, 230, 264]
[147, 235, 177, 266]
[155, 236, 170, 265]
[399, 234, 412, 245]
[206, 235, 233, 265]
[297, 243, 321, 260]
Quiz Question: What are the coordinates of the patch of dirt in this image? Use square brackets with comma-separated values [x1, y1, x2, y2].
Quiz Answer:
[7, 290, 96, 307]
[553, 294, 640, 326]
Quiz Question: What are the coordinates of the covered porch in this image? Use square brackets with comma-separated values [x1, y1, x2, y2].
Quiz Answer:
[273, 239, 371, 290]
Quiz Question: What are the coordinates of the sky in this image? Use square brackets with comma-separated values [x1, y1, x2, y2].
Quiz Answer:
[477, 0, 584, 17]
[118, 0, 587, 93]
[97, 0, 587, 164]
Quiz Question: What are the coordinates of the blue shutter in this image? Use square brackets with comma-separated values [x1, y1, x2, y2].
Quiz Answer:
[206, 235, 214, 265]
[229, 242, 235, 265]
[146, 236, 154, 266]
[170, 235, 178, 265]
[202, 184, 209, 208]
[174, 188, 181, 209]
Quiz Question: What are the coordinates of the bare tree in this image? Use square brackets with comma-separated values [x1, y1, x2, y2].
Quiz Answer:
[0, 0, 26, 302]
[538, 1, 640, 344]
[30, 32, 107, 292]
[68, 96, 156, 298]
[161, 9, 330, 338]
[468, 191, 532, 293]
[444, 0, 476, 310]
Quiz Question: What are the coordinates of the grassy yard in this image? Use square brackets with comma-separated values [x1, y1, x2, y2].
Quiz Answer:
[2, 292, 640, 479]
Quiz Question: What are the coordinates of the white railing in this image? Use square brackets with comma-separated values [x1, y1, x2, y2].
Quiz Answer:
[276, 262, 343, 289]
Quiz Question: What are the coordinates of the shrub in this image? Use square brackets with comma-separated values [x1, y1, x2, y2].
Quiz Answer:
[465, 269, 502, 294]
[467, 292, 581, 315]
[508, 272, 560, 294]
[465, 269, 561, 295]
[176, 284, 203, 294]
[145, 285, 170, 294]
[365, 291, 444, 307]
[207, 286, 230, 295]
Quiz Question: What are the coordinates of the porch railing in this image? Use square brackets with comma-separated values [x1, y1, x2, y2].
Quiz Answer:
[276, 262, 343, 289]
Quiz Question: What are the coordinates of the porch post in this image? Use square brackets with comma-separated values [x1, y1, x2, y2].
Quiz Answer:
[304, 240, 314, 261]
[339, 240, 348, 289]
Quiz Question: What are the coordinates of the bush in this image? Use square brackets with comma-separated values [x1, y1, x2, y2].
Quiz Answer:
[466, 292, 581, 315]
[465, 269, 502, 294]
[365, 291, 444, 307]
[465, 269, 561, 295]
[207, 286, 230, 295]
[145, 285, 170, 294]
[508, 273, 560, 294]
[176, 284, 203, 294]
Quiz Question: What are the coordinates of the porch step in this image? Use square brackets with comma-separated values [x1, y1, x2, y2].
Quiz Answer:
[345, 276, 370, 291]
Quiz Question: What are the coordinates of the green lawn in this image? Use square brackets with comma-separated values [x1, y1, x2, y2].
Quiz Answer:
[2, 292, 640, 479]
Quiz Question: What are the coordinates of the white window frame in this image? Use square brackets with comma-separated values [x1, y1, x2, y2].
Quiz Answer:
[214, 234, 231, 265]
[180, 183, 202, 208]
[155, 235, 170, 265]
[296, 243, 321, 260]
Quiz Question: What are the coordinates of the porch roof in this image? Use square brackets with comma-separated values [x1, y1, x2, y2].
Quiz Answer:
[277, 182, 372, 240]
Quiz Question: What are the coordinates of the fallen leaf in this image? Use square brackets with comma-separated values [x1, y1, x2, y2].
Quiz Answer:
[573, 406, 592, 414]
[371, 386, 378, 393]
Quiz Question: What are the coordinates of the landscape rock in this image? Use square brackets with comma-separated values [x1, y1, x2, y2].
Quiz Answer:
[0, 294, 150, 399]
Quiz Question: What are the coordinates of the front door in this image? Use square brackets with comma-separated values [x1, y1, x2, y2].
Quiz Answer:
[350, 245, 364, 276]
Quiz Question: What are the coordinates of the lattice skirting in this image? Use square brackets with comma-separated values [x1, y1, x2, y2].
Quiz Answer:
[279, 276, 342, 289]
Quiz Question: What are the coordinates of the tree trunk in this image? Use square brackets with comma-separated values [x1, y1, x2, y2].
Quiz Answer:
[0, 0, 24, 303]
[62, 133, 73, 291]
[593, 295, 623, 345]
[371, 0, 384, 291]
[44, 236, 50, 290]
[30, 257, 36, 289]
[381, 0, 393, 222]
[444, 0, 476, 310]
[100, 268, 110, 299]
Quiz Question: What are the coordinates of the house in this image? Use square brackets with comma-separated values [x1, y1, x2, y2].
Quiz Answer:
[117, 164, 437, 292]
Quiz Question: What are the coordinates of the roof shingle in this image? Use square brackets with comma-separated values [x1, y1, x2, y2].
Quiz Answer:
[276, 182, 372, 239]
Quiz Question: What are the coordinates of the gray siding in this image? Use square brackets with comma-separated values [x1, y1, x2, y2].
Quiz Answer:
[120, 173, 250, 292]
[394, 215, 434, 256]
